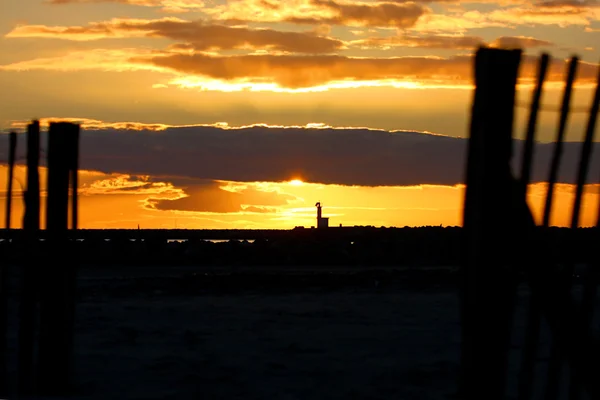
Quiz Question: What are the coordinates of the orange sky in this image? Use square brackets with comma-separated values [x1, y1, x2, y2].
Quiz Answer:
[0, 165, 598, 229]
[0, 0, 599, 228]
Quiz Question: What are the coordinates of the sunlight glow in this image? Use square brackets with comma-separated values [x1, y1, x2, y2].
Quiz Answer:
[166, 77, 473, 93]
[289, 179, 304, 186]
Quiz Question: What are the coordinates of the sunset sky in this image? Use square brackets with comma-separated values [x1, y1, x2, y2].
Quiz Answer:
[0, 0, 599, 229]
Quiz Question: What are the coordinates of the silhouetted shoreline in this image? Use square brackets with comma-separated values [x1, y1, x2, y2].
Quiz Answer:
[1, 226, 598, 267]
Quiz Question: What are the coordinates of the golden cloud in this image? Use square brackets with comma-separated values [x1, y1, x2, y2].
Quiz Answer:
[0, 48, 163, 73]
[6, 18, 344, 53]
[489, 35, 555, 49]
[350, 34, 554, 51]
[9, 117, 173, 131]
[81, 173, 185, 196]
[8, 18, 554, 54]
[200, 0, 595, 32]
[204, 0, 429, 28]
[2, 49, 598, 91]
[7, 118, 344, 132]
[349, 34, 485, 50]
[44, 0, 600, 30]
[136, 52, 600, 89]
[409, 11, 505, 33]
[488, 3, 600, 26]
[47, 0, 205, 13]
[138, 53, 474, 88]
[144, 180, 298, 213]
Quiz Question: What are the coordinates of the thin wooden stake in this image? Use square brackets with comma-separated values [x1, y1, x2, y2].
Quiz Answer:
[542, 56, 579, 400]
[542, 57, 579, 228]
[37, 122, 79, 396]
[0, 131, 17, 397]
[567, 59, 600, 400]
[520, 54, 550, 190]
[517, 53, 550, 400]
[5, 132, 16, 230]
[18, 120, 40, 396]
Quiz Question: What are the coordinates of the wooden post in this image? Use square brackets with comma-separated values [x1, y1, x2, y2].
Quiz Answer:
[18, 120, 40, 396]
[5, 132, 16, 230]
[71, 126, 79, 230]
[459, 47, 522, 400]
[23, 120, 40, 233]
[566, 59, 600, 400]
[516, 53, 550, 400]
[519, 54, 549, 190]
[542, 57, 579, 228]
[37, 122, 79, 396]
[0, 131, 17, 397]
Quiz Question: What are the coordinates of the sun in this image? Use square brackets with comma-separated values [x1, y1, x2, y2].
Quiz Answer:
[289, 179, 304, 186]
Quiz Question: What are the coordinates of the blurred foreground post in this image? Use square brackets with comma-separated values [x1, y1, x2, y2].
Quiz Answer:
[37, 122, 80, 396]
[0, 131, 17, 397]
[563, 58, 600, 400]
[459, 47, 522, 400]
[18, 120, 40, 396]
[5, 132, 16, 230]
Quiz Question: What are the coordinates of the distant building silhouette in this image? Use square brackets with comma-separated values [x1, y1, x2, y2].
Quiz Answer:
[315, 202, 329, 229]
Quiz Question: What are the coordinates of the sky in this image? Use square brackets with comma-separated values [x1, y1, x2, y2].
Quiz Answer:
[0, 0, 599, 229]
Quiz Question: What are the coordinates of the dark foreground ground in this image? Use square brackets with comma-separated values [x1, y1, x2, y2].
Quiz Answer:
[4, 265, 569, 399]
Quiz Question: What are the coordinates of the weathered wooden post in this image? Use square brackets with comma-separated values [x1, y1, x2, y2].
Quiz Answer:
[5, 132, 16, 230]
[459, 47, 523, 400]
[37, 122, 80, 396]
[565, 58, 600, 400]
[70, 123, 79, 230]
[23, 120, 40, 238]
[0, 131, 17, 397]
[17, 120, 40, 396]
[516, 53, 552, 400]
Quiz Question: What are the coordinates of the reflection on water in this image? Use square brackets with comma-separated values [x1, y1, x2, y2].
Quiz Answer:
[166, 239, 256, 244]
[0, 238, 257, 243]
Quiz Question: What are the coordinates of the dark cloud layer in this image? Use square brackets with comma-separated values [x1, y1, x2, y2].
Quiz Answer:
[2, 125, 600, 186]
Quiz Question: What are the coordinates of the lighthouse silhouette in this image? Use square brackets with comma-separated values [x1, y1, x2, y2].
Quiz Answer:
[315, 202, 329, 229]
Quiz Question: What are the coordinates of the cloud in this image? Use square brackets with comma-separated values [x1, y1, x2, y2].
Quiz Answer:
[80, 173, 184, 195]
[130, 52, 476, 89]
[145, 180, 297, 212]
[46, 0, 205, 12]
[489, 35, 555, 48]
[0, 48, 163, 73]
[6, 18, 553, 54]
[487, 2, 600, 26]
[2, 46, 597, 91]
[199, 0, 598, 31]
[134, 52, 599, 89]
[349, 34, 553, 50]
[533, 1, 600, 8]
[409, 1, 600, 32]
[289, 0, 427, 28]
[9, 117, 175, 131]
[6, 18, 344, 53]
[408, 11, 506, 33]
[48, 0, 432, 28]
[349, 34, 485, 50]
[44, 0, 600, 29]
[203, 0, 429, 28]
[3, 122, 600, 187]
[2, 49, 597, 91]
